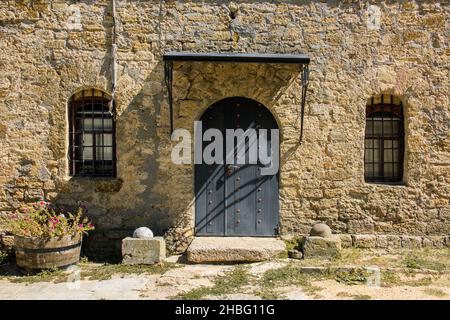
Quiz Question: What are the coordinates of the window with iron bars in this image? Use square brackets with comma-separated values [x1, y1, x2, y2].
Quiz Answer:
[364, 94, 404, 183]
[68, 89, 116, 177]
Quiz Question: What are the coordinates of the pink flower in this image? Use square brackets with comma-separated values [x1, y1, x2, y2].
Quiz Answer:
[78, 224, 84, 229]
[88, 223, 94, 228]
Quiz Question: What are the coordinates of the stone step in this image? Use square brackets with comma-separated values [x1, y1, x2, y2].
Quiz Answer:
[186, 237, 286, 263]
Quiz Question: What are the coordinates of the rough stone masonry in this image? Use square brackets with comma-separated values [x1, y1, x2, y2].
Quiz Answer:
[0, 1, 448, 258]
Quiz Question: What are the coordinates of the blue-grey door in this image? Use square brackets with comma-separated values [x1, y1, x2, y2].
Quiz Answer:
[195, 97, 279, 236]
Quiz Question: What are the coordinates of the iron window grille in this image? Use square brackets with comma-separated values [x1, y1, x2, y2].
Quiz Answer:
[68, 89, 116, 177]
[364, 94, 404, 183]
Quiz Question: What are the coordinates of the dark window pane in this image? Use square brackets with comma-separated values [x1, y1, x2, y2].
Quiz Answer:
[384, 148, 393, 162]
[83, 133, 93, 147]
[365, 164, 374, 176]
[96, 147, 113, 161]
[384, 163, 393, 176]
[364, 149, 373, 163]
[83, 147, 94, 160]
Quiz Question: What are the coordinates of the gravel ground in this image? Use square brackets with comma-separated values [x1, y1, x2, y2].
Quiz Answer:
[0, 249, 449, 300]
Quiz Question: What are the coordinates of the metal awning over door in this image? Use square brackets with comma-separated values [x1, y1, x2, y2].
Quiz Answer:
[163, 52, 310, 141]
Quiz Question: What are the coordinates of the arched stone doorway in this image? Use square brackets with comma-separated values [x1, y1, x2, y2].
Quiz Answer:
[195, 97, 279, 236]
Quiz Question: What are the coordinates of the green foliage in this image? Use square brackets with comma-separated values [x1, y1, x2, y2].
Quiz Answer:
[0, 251, 8, 265]
[0, 202, 94, 238]
[423, 288, 447, 297]
[403, 251, 447, 272]
[80, 262, 178, 281]
[403, 276, 434, 287]
[9, 267, 66, 284]
[253, 289, 280, 300]
[381, 271, 439, 287]
[4, 261, 178, 284]
[174, 267, 251, 300]
[280, 237, 303, 259]
[260, 264, 321, 295]
[381, 271, 401, 287]
[332, 248, 362, 264]
[284, 237, 302, 252]
[334, 268, 369, 285]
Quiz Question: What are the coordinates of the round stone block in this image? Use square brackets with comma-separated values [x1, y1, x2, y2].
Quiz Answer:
[133, 227, 154, 239]
[309, 223, 332, 238]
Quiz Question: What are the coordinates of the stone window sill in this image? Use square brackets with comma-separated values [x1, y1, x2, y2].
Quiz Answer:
[364, 181, 407, 188]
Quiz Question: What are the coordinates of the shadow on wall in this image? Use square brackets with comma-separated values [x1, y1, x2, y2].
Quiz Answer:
[51, 60, 306, 261]
[51, 60, 178, 261]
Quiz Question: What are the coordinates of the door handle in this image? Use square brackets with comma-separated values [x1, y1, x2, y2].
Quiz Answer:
[226, 165, 240, 176]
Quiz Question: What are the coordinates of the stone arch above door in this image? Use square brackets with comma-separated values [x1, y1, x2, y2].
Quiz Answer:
[171, 61, 301, 143]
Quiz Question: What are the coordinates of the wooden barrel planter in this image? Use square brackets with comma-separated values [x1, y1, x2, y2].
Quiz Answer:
[14, 234, 82, 271]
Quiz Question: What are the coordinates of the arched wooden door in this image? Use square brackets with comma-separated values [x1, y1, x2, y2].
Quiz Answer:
[195, 97, 279, 236]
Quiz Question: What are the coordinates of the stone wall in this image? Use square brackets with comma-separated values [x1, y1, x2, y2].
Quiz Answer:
[0, 1, 448, 257]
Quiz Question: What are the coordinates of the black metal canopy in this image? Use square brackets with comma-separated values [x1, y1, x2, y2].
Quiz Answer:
[163, 52, 310, 141]
[163, 52, 310, 64]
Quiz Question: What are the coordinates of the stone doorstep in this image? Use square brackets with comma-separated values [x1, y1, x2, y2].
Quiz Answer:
[186, 237, 286, 263]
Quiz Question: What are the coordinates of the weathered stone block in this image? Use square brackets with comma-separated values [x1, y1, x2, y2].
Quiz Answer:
[401, 236, 422, 249]
[302, 235, 342, 259]
[352, 234, 377, 248]
[376, 235, 401, 249]
[187, 237, 285, 263]
[337, 234, 353, 248]
[421, 236, 447, 248]
[122, 237, 166, 265]
[24, 189, 44, 202]
[429, 236, 446, 248]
